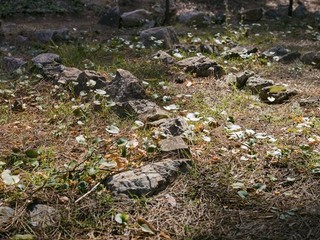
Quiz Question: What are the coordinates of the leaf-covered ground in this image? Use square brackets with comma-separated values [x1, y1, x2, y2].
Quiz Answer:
[1, 0, 320, 239]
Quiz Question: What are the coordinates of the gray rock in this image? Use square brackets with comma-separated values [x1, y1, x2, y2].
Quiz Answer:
[120, 9, 154, 28]
[57, 67, 82, 84]
[293, 2, 308, 18]
[226, 71, 255, 89]
[159, 117, 189, 137]
[200, 44, 214, 54]
[299, 97, 320, 107]
[32, 53, 61, 66]
[0, 206, 15, 227]
[152, 50, 176, 64]
[105, 159, 191, 197]
[177, 56, 224, 78]
[2, 57, 27, 73]
[240, 8, 263, 22]
[278, 51, 301, 63]
[300, 52, 320, 68]
[262, 45, 289, 58]
[115, 99, 169, 122]
[107, 69, 146, 101]
[159, 136, 190, 157]
[29, 204, 60, 227]
[177, 11, 216, 27]
[74, 70, 107, 95]
[223, 46, 258, 59]
[140, 26, 179, 49]
[259, 85, 298, 104]
[52, 28, 70, 42]
[246, 76, 274, 94]
[31, 29, 70, 43]
[98, 6, 121, 27]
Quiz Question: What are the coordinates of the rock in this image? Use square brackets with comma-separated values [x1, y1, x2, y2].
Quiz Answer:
[173, 71, 186, 83]
[29, 204, 60, 227]
[107, 69, 146, 101]
[223, 46, 258, 59]
[98, 6, 121, 27]
[159, 136, 190, 157]
[293, 2, 308, 18]
[177, 56, 224, 78]
[200, 44, 214, 54]
[2, 57, 27, 73]
[152, 50, 176, 64]
[74, 70, 107, 95]
[120, 9, 154, 28]
[177, 11, 216, 27]
[278, 51, 301, 63]
[32, 29, 70, 43]
[105, 159, 191, 197]
[159, 117, 189, 137]
[140, 26, 179, 49]
[0, 206, 15, 227]
[115, 99, 170, 122]
[57, 67, 82, 84]
[246, 76, 274, 94]
[259, 85, 298, 104]
[299, 97, 320, 107]
[262, 45, 289, 59]
[225, 71, 255, 89]
[240, 8, 263, 22]
[32, 53, 61, 66]
[32, 53, 63, 80]
[265, 5, 288, 19]
[300, 52, 320, 68]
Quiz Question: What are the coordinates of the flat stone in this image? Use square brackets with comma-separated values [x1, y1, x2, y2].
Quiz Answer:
[115, 99, 169, 122]
[29, 204, 60, 227]
[262, 45, 290, 59]
[32, 53, 61, 66]
[246, 76, 274, 94]
[57, 67, 82, 84]
[140, 26, 179, 49]
[107, 69, 146, 102]
[159, 136, 190, 157]
[0, 206, 15, 228]
[177, 56, 224, 78]
[259, 85, 298, 104]
[105, 159, 191, 197]
[2, 57, 27, 73]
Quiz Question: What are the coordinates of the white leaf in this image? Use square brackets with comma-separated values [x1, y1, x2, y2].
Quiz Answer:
[163, 104, 179, 111]
[202, 136, 211, 142]
[173, 52, 183, 58]
[76, 135, 86, 144]
[225, 124, 241, 131]
[94, 89, 107, 95]
[86, 79, 96, 87]
[106, 125, 120, 134]
[267, 96, 276, 102]
[1, 170, 20, 185]
[186, 112, 202, 122]
[255, 132, 268, 139]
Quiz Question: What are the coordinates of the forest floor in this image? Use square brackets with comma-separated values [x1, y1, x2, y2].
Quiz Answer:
[1, 0, 320, 239]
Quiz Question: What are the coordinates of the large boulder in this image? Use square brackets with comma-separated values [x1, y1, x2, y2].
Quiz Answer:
[120, 9, 154, 28]
[177, 56, 224, 78]
[105, 159, 192, 197]
[107, 69, 146, 101]
[140, 26, 179, 49]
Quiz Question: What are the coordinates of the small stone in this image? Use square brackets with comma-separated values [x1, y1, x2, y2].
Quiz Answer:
[107, 69, 146, 101]
[259, 85, 298, 104]
[29, 204, 60, 227]
[159, 117, 189, 137]
[246, 76, 274, 94]
[32, 53, 61, 66]
[57, 67, 82, 84]
[74, 70, 107, 95]
[159, 136, 190, 157]
[152, 50, 176, 64]
[140, 26, 179, 49]
[0, 206, 15, 227]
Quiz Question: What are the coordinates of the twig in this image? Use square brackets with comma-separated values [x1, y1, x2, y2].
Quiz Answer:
[75, 181, 101, 203]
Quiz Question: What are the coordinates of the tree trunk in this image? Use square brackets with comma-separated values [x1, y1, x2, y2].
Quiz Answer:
[163, 0, 170, 25]
[288, 0, 293, 16]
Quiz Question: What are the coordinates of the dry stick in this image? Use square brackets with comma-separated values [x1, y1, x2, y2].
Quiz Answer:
[75, 181, 101, 203]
